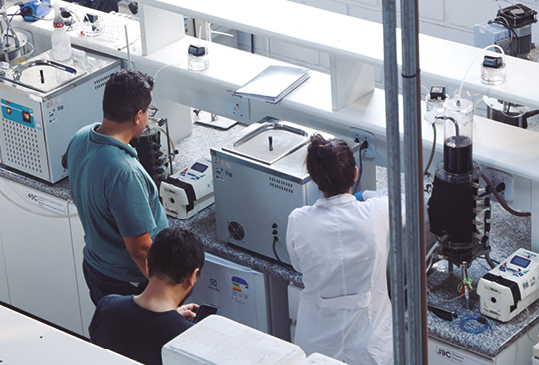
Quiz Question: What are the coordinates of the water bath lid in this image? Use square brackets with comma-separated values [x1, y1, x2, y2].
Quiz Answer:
[223, 121, 310, 165]
[5, 52, 85, 93]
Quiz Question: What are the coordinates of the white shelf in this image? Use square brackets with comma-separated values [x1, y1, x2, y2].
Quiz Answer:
[138, 0, 539, 109]
[11, 7, 539, 184]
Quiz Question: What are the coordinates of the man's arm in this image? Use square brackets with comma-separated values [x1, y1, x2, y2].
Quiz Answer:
[124, 232, 153, 279]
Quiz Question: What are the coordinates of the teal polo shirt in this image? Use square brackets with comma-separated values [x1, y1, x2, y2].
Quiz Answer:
[66, 123, 168, 282]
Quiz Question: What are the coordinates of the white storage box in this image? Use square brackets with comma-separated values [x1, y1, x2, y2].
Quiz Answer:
[162, 315, 306, 364]
[300, 353, 343, 364]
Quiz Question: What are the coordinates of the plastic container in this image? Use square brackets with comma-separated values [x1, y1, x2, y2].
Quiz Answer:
[162, 315, 306, 364]
[187, 41, 209, 71]
[51, 3, 72, 62]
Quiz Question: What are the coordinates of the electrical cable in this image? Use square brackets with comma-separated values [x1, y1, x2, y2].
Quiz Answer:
[491, 16, 519, 56]
[478, 254, 499, 266]
[459, 315, 491, 334]
[427, 286, 469, 303]
[162, 118, 174, 175]
[153, 59, 185, 83]
[425, 241, 439, 263]
[423, 120, 437, 176]
[6, 7, 23, 44]
[159, 126, 178, 176]
[158, 127, 176, 159]
[352, 140, 368, 194]
[481, 172, 531, 217]
[272, 237, 293, 270]
[8, 12, 52, 21]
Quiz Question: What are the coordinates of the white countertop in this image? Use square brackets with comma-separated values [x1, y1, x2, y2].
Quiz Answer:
[9, 3, 539, 186]
[137, 0, 539, 109]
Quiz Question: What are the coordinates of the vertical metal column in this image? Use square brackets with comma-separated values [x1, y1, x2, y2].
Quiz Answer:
[381, 0, 406, 364]
[400, 0, 429, 363]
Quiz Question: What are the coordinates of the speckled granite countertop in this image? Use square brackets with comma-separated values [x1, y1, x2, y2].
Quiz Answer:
[0, 121, 534, 359]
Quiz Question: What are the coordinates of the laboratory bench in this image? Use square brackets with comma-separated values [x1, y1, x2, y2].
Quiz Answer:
[0, 121, 302, 287]
[425, 200, 538, 364]
[0, 121, 537, 364]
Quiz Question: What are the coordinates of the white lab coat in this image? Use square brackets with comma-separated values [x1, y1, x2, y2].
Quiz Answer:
[286, 191, 393, 365]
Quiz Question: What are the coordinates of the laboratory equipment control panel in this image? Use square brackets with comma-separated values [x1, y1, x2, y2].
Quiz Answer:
[477, 248, 539, 322]
[498, 255, 533, 276]
[179, 161, 210, 180]
[159, 157, 214, 220]
[1, 100, 35, 128]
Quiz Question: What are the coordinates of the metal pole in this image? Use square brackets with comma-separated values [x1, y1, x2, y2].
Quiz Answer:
[400, 0, 429, 363]
[381, 0, 406, 364]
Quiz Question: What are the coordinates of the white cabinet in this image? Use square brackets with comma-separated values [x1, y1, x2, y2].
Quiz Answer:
[68, 202, 95, 338]
[0, 177, 84, 335]
[0, 219, 10, 304]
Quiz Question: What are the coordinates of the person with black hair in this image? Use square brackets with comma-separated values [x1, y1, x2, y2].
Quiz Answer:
[286, 134, 398, 365]
[89, 226, 205, 365]
[65, 69, 168, 306]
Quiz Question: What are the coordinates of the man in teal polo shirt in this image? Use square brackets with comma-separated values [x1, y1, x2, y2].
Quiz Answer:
[65, 69, 168, 306]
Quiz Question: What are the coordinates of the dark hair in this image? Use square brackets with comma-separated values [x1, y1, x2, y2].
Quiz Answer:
[306, 134, 356, 197]
[147, 226, 205, 285]
[102, 69, 154, 123]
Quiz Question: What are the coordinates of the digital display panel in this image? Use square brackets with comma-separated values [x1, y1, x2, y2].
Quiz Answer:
[191, 162, 208, 173]
[510, 255, 531, 268]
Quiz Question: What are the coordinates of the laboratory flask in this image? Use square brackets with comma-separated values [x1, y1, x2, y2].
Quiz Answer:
[443, 98, 474, 175]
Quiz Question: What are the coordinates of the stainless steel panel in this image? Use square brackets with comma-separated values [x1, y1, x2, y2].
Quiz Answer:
[223, 122, 309, 165]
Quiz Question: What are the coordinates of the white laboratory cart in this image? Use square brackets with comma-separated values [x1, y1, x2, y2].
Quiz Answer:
[189, 252, 291, 341]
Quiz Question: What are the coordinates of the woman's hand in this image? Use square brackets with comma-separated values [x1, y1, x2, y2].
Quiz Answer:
[177, 303, 199, 321]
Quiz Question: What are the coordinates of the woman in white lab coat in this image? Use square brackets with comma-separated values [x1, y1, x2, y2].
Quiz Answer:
[286, 134, 393, 364]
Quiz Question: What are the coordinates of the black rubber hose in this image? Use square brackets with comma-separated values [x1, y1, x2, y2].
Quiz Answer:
[481, 172, 531, 217]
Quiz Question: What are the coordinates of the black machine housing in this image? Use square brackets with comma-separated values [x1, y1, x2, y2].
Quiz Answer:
[428, 162, 492, 268]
